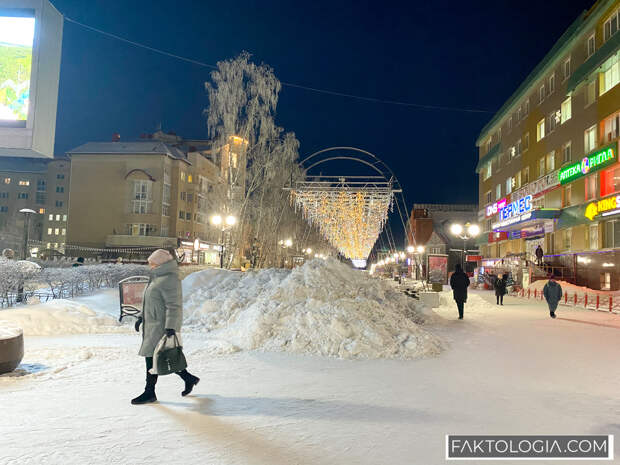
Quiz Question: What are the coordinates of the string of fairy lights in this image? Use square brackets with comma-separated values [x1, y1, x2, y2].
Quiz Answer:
[291, 180, 393, 260]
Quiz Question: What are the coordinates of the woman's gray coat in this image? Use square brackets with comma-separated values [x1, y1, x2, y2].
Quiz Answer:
[138, 259, 183, 357]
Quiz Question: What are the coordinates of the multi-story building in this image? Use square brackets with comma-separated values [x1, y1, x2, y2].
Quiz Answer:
[0, 157, 70, 256]
[66, 132, 242, 263]
[476, 0, 620, 289]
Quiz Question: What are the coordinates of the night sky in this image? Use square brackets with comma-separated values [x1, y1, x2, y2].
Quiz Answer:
[51, 0, 594, 210]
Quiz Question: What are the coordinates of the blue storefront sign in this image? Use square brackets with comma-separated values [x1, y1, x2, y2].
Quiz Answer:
[500, 195, 532, 221]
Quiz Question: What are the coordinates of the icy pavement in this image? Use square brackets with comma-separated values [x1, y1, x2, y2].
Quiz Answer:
[1, 290, 620, 464]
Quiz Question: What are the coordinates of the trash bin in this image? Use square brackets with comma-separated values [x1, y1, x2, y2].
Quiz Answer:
[0, 325, 24, 374]
[431, 283, 443, 292]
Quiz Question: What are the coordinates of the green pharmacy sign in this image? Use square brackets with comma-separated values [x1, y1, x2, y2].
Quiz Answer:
[558, 142, 617, 185]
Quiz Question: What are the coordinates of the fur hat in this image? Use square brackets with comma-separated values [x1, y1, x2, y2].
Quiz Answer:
[147, 249, 173, 266]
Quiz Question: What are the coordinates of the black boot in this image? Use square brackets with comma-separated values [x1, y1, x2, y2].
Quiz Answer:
[177, 370, 200, 396]
[131, 373, 158, 405]
[550, 312, 556, 319]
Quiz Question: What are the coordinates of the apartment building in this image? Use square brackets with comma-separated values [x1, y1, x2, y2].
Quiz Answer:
[65, 134, 243, 263]
[476, 0, 620, 289]
[0, 157, 70, 256]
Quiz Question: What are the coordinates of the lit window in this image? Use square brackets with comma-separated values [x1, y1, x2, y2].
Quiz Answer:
[63, 214, 67, 221]
[3, 178, 9, 184]
[39, 208, 45, 214]
[546, 151, 555, 173]
[483, 162, 492, 181]
[48, 214, 53, 221]
[180, 171, 186, 182]
[19, 180, 30, 186]
[561, 97, 571, 123]
[47, 228, 52, 235]
[55, 214, 60, 221]
[602, 110, 620, 142]
[505, 177, 512, 195]
[600, 54, 619, 95]
[585, 173, 599, 201]
[495, 184, 501, 200]
[537, 119, 545, 141]
[584, 125, 597, 153]
[54, 228, 59, 235]
[539, 157, 546, 178]
[61, 228, 66, 236]
[187, 174, 193, 183]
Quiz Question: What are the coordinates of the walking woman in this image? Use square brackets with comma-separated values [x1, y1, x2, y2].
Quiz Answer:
[449, 263, 470, 320]
[494, 273, 508, 305]
[132, 249, 199, 405]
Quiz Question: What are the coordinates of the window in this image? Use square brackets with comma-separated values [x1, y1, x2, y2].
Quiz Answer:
[587, 33, 596, 57]
[61, 228, 66, 236]
[54, 228, 59, 235]
[483, 162, 492, 181]
[600, 53, 619, 95]
[585, 173, 599, 201]
[563, 228, 572, 250]
[546, 151, 555, 173]
[179, 210, 185, 220]
[56, 186, 64, 193]
[3, 178, 10, 184]
[132, 180, 152, 214]
[55, 201, 63, 207]
[585, 79, 597, 107]
[590, 224, 598, 249]
[604, 8, 619, 41]
[56, 174, 65, 180]
[507, 116, 512, 131]
[516, 107, 522, 121]
[37, 179, 46, 192]
[605, 219, 620, 248]
[47, 228, 52, 235]
[38, 208, 45, 214]
[161, 224, 169, 237]
[48, 214, 53, 221]
[0, 192, 7, 198]
[128, 224, 155, 236]
[162, 184, 171, 205]
[601, 272, 612, 291]
[180, 171, 186, 182]
[564, 184, 572, 207]
[539, 84, 545, 104]
[547, 111, 557, 133]
[17, 193, 28, 199]
[187, 174, 193, 183]
[35, 192, 46, 205]
[584, 125, 597, 153]
[537, 119, 545, 141]
[63, 214, 67, 221]
[524, 99, 530, 115]
[185, 212, 191, 221]
[18, 180, 30, 186]
[496, 184, 501, 200]
[0, 206, 7, 213]
[485, 191, 491, 204]
[523, 167, 530, 184]
[505, 177, 512, 195]
[602, 111, 620, 142]
[524, 132, 529, 151]
[561, 97, 571, 123]
[539, 157, 546, 178]
[548, 73, 555, 94]
[162, 204, 169, 217]
[187, 193, 193, 203]
[564, 57, 571, 80]
[180, 191, 186, 201]
[514, 171, 522, 189]
[55, 214, 60, 221]
[516, 138, 522, 157]
[562, 141, 572, 163]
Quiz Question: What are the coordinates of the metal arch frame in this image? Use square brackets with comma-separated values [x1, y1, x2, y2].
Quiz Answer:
[299, 147, 411, 251]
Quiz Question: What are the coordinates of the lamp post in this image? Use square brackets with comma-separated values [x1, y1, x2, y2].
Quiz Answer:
[210, 214, 237, 268]
[450, 222, 480, 268]
[19, 208, 37, 260]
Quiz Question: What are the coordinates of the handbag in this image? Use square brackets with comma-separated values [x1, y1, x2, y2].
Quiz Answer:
[153, 334, 187, 376]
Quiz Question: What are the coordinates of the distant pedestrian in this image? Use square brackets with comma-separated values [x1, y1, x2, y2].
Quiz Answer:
[535, 245, 544, 267]
[450, 263, 470, 320]
[494, 273, 508, 305]
[132, 249, 199, 405]
[543, 274, 562, 319]
[72, 257, 85, 267]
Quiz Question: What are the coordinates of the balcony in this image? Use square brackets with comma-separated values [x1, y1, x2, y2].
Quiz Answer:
[475, 143, 501, 173]
[105, 235, 177, 248]
[567, 32, 620, 93]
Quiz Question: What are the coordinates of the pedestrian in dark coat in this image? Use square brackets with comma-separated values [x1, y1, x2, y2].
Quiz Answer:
[131, 249, 200, 405]
[543, 274, 562, 319]
[494, 273, 508, 305]
[535, 245, 544, 266]
[449, 263, 470, 319]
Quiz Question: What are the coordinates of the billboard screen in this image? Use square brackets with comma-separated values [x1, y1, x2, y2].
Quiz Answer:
[0, 12, 35, 126]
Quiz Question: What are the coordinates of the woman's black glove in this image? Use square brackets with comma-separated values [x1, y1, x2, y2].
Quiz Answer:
[134, 317, 142, 332]
[165, 328, 176, 337]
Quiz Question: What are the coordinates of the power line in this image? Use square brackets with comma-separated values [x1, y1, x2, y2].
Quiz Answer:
[63, 16, 493, 114]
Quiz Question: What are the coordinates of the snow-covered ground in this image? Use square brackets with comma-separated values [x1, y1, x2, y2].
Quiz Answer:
[1, 264, 620, 464]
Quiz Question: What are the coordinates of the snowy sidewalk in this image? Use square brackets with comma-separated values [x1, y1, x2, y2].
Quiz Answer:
[1, 291, 620, 464]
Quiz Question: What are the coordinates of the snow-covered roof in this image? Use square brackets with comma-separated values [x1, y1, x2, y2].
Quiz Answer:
[67, 141, 188, 161]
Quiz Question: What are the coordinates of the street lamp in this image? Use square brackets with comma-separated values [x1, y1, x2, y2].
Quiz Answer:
[406, 245, 415, 254]
[416, 245, 425, 254]
[19, 208, 37, 260]
[211, 213, 237, 268]
[450, 222, 480, 268]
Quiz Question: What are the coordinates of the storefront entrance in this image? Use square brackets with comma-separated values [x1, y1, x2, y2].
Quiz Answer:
[525, 237, 544, 264]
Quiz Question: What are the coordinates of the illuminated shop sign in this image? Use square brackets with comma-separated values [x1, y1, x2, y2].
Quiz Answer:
[558, 142, 617, 185]
[499, 195, 532, 221]
[584, 194, 620, 220]
[485, 198, 506, 217]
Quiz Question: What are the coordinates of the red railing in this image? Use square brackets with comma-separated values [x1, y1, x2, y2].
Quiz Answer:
[512, 288, 619, 313]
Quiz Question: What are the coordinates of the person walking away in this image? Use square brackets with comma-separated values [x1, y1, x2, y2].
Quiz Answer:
[543, 274, 562, 319]
[494, 273, 508, 305]
[132, 249, 199, 405]
[450, 263, 470, 320]
[535, 245, 544, 267]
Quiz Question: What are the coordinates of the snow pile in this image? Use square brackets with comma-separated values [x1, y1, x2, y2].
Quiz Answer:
[528, 279, 620, 297]
[182, 259, 441, 359]
[0, 322, 22, 340]
[0, 300, 124, 336]
[438, 290, 498, 314]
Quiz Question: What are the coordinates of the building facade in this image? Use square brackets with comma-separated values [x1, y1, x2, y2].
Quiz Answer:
[0, 157, 70, 256]
[65, 134, 242, 263]
[476, 0, 620, 289]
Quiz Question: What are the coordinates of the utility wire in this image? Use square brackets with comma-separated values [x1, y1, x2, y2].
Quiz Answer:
[64, 16, 493, 114]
